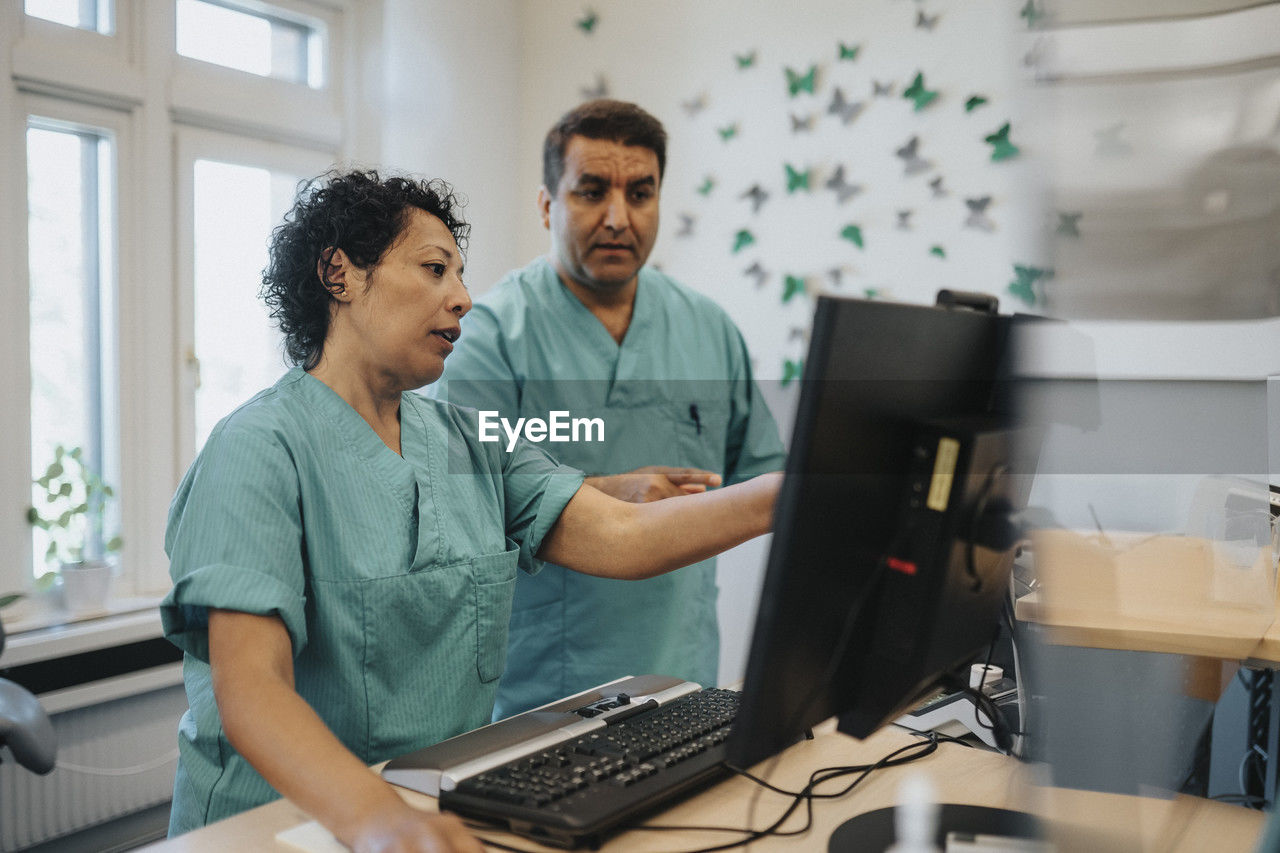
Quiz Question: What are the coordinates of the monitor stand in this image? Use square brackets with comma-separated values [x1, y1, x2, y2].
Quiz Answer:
[827, 803, 1043, 852]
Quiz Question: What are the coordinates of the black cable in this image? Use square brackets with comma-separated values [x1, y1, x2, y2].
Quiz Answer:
[626, 737, 940, 853]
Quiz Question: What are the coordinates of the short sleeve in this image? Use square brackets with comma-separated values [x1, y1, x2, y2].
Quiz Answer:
[723, 328, 788, 485]
[160, 423, 308, 662]
[498, 438, 585, 574]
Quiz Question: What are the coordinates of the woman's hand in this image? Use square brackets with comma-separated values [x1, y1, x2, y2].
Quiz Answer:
[208, 610, 484, 852]
[349, 806, 483, 853]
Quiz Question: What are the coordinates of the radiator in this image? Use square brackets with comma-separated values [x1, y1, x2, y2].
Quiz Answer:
[0, 666, 186, 851]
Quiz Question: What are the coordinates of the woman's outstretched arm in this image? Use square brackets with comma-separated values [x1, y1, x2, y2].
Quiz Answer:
[538, 472, 781, 579]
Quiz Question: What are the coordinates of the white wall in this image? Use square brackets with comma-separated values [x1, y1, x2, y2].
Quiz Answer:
[512, 0, 1035, 381]
[503, 0, 1032, 683]
[379, 0, 525, 296]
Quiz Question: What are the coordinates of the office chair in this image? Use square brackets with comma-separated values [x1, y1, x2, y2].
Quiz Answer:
[0, 616, 56, 775]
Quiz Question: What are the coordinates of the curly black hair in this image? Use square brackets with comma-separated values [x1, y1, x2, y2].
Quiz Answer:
[542, 99, 667, 194]
[260, 169, 470, 369]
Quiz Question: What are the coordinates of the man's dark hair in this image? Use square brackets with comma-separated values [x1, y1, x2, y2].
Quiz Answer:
[260, 169, 469, 370]
[542, 99, 667, 194]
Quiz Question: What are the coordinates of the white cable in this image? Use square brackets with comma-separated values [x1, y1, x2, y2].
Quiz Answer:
[55, 749, 179, 776]
[1010, 572, 1028, 758]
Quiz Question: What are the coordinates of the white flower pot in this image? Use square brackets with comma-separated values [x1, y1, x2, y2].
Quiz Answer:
[59, 560, 113, 613]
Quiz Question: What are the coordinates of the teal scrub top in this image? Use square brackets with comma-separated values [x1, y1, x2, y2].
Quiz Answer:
[160, 368, 583, 834]
[434, 257, 785, 719]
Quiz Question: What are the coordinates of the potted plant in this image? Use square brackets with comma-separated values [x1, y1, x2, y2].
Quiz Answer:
[26, 444, 122, 612]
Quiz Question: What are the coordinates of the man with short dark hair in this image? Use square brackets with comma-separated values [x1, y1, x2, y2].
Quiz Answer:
[436, 100, 785, 718]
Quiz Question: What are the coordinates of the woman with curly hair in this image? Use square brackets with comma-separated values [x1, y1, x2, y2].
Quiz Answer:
[160, 169, 779, 851]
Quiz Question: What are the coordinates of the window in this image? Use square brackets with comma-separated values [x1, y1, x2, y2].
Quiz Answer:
[0, 0, 370, 613]
[175, 130, 334, 465]
[176, 0, 325, 87]
[189, 159, 308, 448]
[24, 0, 114, 34]
[26, 121, 119, 580]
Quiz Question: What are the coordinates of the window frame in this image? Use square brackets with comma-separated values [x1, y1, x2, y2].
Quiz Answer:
[174, 126, 336, 471]
[7, 93, 139, 598]
[170, 0, 345, 149]
[0, 0, 378, 621]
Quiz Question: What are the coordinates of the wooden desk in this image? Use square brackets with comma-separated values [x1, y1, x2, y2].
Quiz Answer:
[141, 723, 1264, 852]
[1014, 530, 1278, 663]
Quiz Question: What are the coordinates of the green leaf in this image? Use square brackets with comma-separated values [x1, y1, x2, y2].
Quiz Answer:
[732, 229, 755, 253]
[103, 485, 114, 497]
[59, 481, 73, 497]
[46, 541, 58, 559]
[69, 446, 82, 459]
[57, 511, 72, 527]
[0, 593, 24, 609]
[930, 245, 947, 259]
[47, 461, 64, 478]
[72, 502, 89, 514]
[839, 224, 864, 249]
[106, 536, 124, 552]
[55, 445, 66, 459]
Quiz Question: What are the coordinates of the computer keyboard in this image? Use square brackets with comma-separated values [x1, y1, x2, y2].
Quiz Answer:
[439, 688, 741, 848]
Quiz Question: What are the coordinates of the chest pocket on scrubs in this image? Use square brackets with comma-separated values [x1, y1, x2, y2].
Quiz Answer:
[473, 547, 519, 683]
[669, 401, 729, 473]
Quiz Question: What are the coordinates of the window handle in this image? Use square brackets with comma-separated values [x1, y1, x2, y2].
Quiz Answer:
[184, 347, 202, 390]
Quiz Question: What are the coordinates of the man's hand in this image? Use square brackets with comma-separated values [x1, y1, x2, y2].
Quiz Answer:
[585, 466, 722, 503]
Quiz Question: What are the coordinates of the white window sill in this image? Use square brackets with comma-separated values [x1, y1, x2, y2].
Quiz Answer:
[0, 597, 165, 667]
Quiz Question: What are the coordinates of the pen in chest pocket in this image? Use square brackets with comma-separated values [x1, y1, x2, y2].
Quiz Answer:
[689, 404, 702, 435]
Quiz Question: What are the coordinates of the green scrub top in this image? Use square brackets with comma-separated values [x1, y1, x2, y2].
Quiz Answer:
[434, 257, 785, 719]
[160, 368, 583, 834]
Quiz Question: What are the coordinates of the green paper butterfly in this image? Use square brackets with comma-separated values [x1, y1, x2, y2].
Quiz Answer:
[1020, 0, 1043, 27]
[864, 288, 881, 300]
[735, 51, 757, 69]
[718, 123, 739, 142]
[985, 123, 1020, 161]
[783, 275, 806, 303]
[732, 229, 755, 253]
[781, 359, 804, 387]
[576, 10, 597, 33]
[785, 65, 817, 97]
[696, 177, 715, 196]
[839, 224, 864, 249]
[903, 72, 938, 111]
[930, 245, 946, 259]
[964, 95, 989, 113]
[838, 42, 859, 61]
[785, 163, 811, 193]
[1008, 264, 1051, 306]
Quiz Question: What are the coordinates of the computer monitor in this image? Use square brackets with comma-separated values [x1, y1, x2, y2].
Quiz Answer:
[727, 291, 1038, 771]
